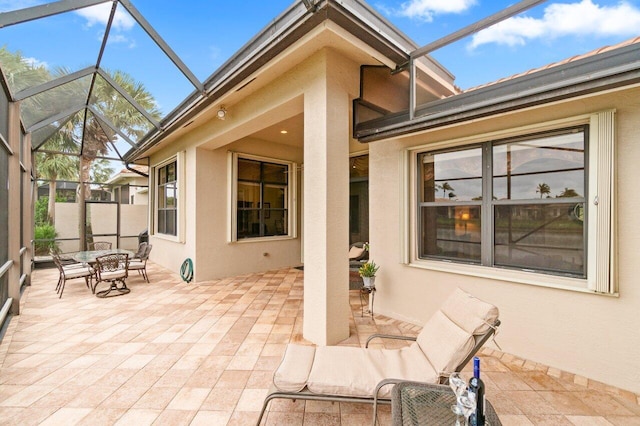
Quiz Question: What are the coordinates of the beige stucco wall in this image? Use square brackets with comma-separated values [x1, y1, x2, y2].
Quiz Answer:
[369, 85, 640, 393]
[148, 48, 364, 288]
[193, 139, 303, 280]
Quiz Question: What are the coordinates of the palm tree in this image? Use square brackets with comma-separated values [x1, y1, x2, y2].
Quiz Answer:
[536, 182, 551, 198]
[558, 187, 580, 198]
[36, 133, 79, 224]
[78, 70, 161, 247]
[0, 46, 49, 92]
[441, 182, 454, 198]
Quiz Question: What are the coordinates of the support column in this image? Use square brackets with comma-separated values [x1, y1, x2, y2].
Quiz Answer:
[8, 101, 21, 314]
[22, 133, 33, 287]
[302, 51, 350, 345]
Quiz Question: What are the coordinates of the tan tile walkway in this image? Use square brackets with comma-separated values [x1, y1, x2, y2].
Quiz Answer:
[1, 262, 639, 425]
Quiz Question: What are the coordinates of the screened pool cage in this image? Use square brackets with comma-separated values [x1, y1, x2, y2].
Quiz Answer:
[0, 0, 215, 319]
[0, 0, 214, 267]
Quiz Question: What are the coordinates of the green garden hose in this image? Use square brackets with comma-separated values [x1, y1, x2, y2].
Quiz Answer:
[180, 258, 194, 283]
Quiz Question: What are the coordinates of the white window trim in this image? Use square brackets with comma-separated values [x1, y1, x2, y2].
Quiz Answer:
[151, 152, 186, 243]
[228, 152, 297, 243]
[403, 111, 617, 295]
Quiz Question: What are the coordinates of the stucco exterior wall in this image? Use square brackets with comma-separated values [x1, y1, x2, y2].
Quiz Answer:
[194, 139, 303, 280]
[369, 85, 640, 393]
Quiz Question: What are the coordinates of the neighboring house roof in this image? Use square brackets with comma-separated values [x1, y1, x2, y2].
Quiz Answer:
[106, 165, 149, 185]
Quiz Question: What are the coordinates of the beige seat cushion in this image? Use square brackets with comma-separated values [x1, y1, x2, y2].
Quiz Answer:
[441, 288, 499, 335]
[64, 267, 93, 278]
[307, 344, 436, 398]
[128, 261, 145, 270]
[348, 246, 365, 260]
[274, 344, 316, 392]
[415, 288, 498, 376]
[416, 310, 475, 376]
[99, 270, 127, 281]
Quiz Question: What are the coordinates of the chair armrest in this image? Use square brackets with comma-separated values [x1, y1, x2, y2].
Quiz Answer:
[365, 334, 417, 348]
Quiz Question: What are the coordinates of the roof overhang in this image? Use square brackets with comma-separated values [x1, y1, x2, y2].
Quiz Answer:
[124, 0, 419, 162]
[355, 42, 640, 142]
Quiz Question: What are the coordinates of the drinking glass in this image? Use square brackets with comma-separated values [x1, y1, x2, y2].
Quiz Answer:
[457, 389, 477, 425]
[449, 373, 467, 425]
[449, 372, 467, 397]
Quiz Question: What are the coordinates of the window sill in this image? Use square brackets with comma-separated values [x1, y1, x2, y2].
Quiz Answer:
[233, 235, 296, 244]
[407, 259, 618, 297]
[152, 233, 182, 244]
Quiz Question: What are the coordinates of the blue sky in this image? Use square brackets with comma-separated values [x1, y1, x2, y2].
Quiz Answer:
[1, 0, 639, 116]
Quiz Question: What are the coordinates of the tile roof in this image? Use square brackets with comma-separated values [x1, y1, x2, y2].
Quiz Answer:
[464, 36, 640, 93]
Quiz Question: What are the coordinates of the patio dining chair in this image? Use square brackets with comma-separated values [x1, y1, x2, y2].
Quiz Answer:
[51, 252, 94, 299]
[128, 244, 152, 282]
[257, 288, 500, 426]
[132, 242, 148, 260]
[94, 253, 130, 298]
[88, 241, 112, 250]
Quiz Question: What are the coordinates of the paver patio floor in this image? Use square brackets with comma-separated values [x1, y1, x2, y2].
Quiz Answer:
[1, 262, 639, 425]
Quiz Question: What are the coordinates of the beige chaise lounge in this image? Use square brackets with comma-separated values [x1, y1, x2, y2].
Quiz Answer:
[257, 288, 500, 425]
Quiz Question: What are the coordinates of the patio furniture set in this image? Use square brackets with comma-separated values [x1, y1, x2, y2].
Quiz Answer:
[258, 288, 501, 425]
[51, 241, 152, 298]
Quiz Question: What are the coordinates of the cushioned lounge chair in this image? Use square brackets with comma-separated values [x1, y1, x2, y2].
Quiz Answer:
[257, 288, 500, 425]
[348, 242, 369, 262]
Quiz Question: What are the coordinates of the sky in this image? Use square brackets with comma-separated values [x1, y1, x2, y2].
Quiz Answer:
[1, 0, 639, 117]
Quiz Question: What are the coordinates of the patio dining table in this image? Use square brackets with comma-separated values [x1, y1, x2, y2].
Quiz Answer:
[72, 248, 133, 264]
[73, 249, 134, 298]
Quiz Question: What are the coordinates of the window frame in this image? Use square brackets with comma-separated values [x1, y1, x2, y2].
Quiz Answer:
[405, 111, 616, 294]
[151, 153, 185, 242]
[228, 152, 297, 242]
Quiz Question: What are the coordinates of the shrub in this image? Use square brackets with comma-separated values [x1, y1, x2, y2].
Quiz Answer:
[34, 197, 49, 226]
[34, 224, 58, 255]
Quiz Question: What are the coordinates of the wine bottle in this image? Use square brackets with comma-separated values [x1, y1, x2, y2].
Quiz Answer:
[469, 356, 485, 426]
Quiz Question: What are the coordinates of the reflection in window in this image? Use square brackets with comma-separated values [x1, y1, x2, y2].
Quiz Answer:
[420, 148, 482, 202]
[493, 131, 584, 200]
[417, 126, 587, 277]
[157, 160, 177, 236]
[419, 147, 483, 263]
[237, 158, 288, 239]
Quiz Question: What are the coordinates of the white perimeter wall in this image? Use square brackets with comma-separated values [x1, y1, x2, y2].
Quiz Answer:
[54, 202, 148, 252]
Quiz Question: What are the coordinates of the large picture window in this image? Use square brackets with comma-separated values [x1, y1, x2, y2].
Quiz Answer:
[234, 156, 291, 240]
[156, 160, 177, 236]
[418, 127, 587, 278]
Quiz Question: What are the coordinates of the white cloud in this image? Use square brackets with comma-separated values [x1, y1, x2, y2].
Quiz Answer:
[397, 0, 477, 21]
[0, 0, 41, 12]
[107, 33, 136, 48]
[75, 2, 135, 31]
[22, 57, 48, 69]
[470, 0, 640, 49]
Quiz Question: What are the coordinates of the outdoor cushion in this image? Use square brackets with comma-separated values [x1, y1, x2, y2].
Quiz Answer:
[441, 288, 499, 335]
[128, 260, 145, 270]
[416, 310, 475, 376]
[64, 266, 93, 278]
[307, 344, 436, 398]
[348, 246, 365, 260]
[274, 344, 316, 392]
[99, 270, 126, 280]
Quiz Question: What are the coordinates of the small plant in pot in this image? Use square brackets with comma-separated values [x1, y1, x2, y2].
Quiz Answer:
[359, 260, 379, 288]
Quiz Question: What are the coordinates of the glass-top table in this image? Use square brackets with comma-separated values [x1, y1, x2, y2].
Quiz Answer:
[392, 381, 502, 426]
[72, 248, 134, 264]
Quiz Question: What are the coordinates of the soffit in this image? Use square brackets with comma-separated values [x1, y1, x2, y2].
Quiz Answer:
[135, 23, 394, 158]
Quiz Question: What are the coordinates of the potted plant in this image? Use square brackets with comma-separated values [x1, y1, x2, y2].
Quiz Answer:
[359, 260, 379, 288]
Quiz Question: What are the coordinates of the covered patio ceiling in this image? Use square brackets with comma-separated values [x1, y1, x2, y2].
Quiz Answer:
[0, 0, 550, 164]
